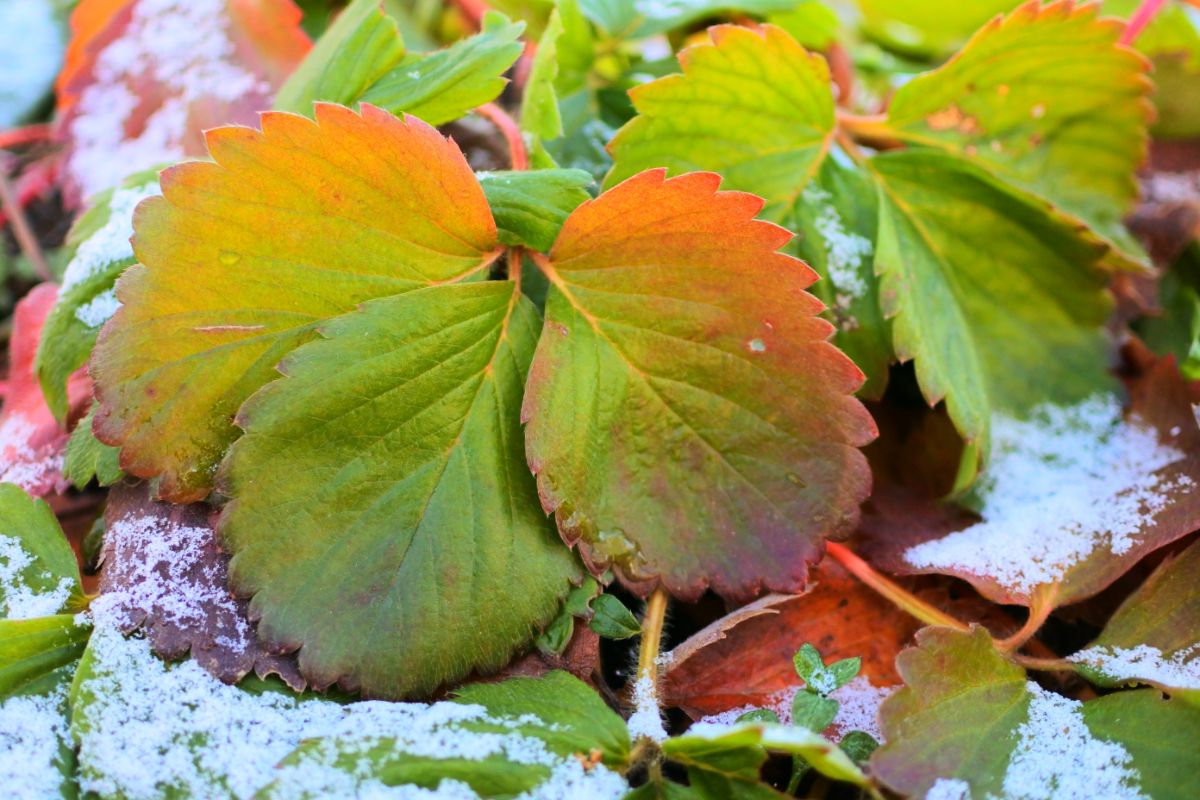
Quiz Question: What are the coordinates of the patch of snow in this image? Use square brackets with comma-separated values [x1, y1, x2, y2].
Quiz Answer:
[65, 0, 271, 197]
[802, 183, 873, 324]
[925, 778, 971, 800]
[76, 617, 628, 799]
[0, 414, 65, 494]
[74, 288, 122, 328]
[626, 676, 667, 742]
[1000, 682, 1145, 800]
[1071, 643, 1200, 690]
[62, 181, 162, 291]
[828, 677, 893, 742]
[0, 683, 71, 798]
[0, 0, 64, 127]
[0, 532, 73, 619]
[904, 396, 1193, 596]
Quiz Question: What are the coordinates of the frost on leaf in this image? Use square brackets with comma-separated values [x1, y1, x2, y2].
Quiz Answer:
[0, 674, 75, 800]
[56, 0, 309, 202]
[523, 169, 875, 602]
[96, 481, 302, 688]
[859, 357, 1200, 608]
[0, 286, 91, 497]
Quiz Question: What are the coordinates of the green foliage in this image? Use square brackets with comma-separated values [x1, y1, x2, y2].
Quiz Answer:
[64, 403, 123, 489]
[477, 168, 593, 251]
[0, 484, 85, 618]
[588, 593, 641, 640]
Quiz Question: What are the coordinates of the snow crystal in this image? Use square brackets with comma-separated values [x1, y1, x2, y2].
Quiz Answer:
[65, 0, 270, 197]
[828, 677, 893, 742]
[96, 511, 252, 653]
[74, 287, 122, 328]
[75, 617, 626, 799]
[925, 778, 971, 800]
[0, 414, 65, 494]
[1000, 681, 1145, 800]
[1072, 643, 1200, 691]
[626, 676, 668, 742]
[62, 182, 162, 291]
[0, 683, 71, 798]
[0, 533, 73, 619]
[0, 0, 64, 127]
[802, 184, 873, 322]
[904, 396, 1193, 596]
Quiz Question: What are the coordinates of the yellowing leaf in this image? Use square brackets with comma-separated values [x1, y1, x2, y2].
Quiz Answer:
[523, 169, 875, 601]
[92, 104, 501, 502]
[605, 25, 835, 207]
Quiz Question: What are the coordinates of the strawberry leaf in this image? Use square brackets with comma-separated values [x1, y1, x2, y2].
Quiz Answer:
[870, 149, 1122, 473]
[521, 9, 565, 141]
[523, 169, 875, 601]
[477, 168, 593, 252]
[878, 0, 1152, 262]
[1070, 537, 1200, 704]
[873, 625, 1200, 800]
[0, 615, 90, 698]
[58, 0, 310, 200]
[605, 25, 835, 208]
[0, 484, 84, 619]
[220, 281, 581, 697]
[91, 105, 501, 502]
[63, 404, 123, 489]
[273, 0, 406, 115]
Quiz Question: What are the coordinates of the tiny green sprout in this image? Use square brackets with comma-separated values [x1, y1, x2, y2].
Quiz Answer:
[587, 593, 642, 640]
[839, 731, 880, 765]
[791, 691, 839, 732]
[793, 642, 862, 695]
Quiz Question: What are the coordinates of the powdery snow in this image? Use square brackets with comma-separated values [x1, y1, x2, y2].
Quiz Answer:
[74, 287, 123, 328]
[0, 533, 73, 619]
[1000, 681, 1146, 800]
[925, 778, 971, 800]
[802, 184, 873, 327]
[626, 676, 668, 742]
[0, 414, 66, 494]
[904, 396, 1193, 596]
[0, 683, 72, 798]
[1071, 643, 1200, 691]
[695, 678, 894, 742]
[65, 0, 270, 198]
[0, 0, 64, 127]
[75, 616, 627, 799]
[62, 181, 163, 292]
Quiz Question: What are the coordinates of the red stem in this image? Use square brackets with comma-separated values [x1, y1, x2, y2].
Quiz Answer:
[476, 103, 528, 171]
[0, 124, 52, 151]
[0, 164, 51, 281]
[826, 542, 970, 632]
[1121, 0, 1169, 45]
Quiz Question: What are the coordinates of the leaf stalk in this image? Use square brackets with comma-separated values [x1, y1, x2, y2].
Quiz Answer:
[0, 163, 50, 282]
[825, 542, 970, 632]
[475, 102, 529, 171]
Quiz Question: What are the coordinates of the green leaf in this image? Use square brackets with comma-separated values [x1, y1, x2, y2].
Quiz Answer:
[1070, 538, 1200, 704]
[92, 105, 502, 502]
[521, 9, 565, 141]
[64, 403, 123, 489]
[869, 149, 1121, 470]
[854, 0, 1015, 58]
[788, 153, 891, 400]
[790, 691, 838, 731]
[666, 722, 867, 787]
[878, 1, 1152, 263]
[36, 172, 161, 422]
[838, 730, 878, 764]
[578, 0, 638, 35]
[453, 670, 632, 768]
[359, 11, 524, 126]
[588, 593, 641, 639]
[0, 483, 84, 619]
[523, 170, 874, 601]
[605, 25, 835, 207]
[0, 614, 91, 698]
[0, 658, 79, 800]
[274, 0, 407, 115]
[478, 168, 593, 252]
[536, 575, 600, 654]
[629, 0, 799, 37]
[767, 1, 840, 50]
[827, 657, 861, 691]
[874, 625, 1200, 799]
[220, 282, 580, 698]
[792, 643, 825, 683]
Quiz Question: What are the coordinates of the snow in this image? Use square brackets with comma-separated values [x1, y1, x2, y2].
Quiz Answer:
[1071, 643, 1200, 690]
[75, 288, 122, 328]
[76, 616, 628, 800]
[0, 0, 64, 127]
[695, 678, 894, 742]
[65, 0, 271, 198]
[0, 683, 71, 798]
[802, 183, 873, 327]
[0, 414, 65, 494]
[0, 532, 73, 619]
[626, 676, 667, 742]
[62, 181, 163, 291]
[1000, 682, 1145, 800]
[98, 509, 253, 654]
[926, 778, 971, 800]
[904, 396, 1193, 596]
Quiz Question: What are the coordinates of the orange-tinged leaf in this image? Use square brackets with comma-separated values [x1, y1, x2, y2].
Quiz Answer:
[0, 285, 91, 497]
[522, 169, 876, 602]
[56, 0, 310, 202]
[92, 104, 501, 502]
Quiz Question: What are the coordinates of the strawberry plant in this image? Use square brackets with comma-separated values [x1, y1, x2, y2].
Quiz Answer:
[1, 0, 1200, 798]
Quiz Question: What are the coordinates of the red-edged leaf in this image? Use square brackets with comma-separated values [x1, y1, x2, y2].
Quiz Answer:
[522, 169, 876, 602]
[0, 285, 91, 496]
[96, 480, 302, 688]
[57, 0, 310, 202]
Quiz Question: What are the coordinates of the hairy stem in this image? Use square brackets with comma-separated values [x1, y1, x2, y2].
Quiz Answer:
[0, 165, 50, 282]
[637, 587, 670, 685]
[825, 542, 970, 632]
[476, 103, 529, 171]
